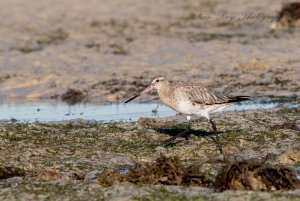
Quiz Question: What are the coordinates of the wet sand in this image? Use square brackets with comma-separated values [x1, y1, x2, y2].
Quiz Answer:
[0, 0, 299, 103]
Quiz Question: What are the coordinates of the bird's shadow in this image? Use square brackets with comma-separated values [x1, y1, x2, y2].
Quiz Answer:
[153, 127, 225, 147]
[154, 128, 222, 138]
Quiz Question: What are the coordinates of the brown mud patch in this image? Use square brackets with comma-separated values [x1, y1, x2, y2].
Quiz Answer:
[16, 28, 69, 53]
[35, 168, 85, 181]
[61, 88, 87, 104]
[0, 166, 26, 180]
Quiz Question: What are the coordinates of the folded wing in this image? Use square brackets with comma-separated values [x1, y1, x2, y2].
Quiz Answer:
[182, 85, 249, 105]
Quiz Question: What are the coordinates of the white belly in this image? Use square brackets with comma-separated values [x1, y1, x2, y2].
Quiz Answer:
[175, 100, 232, 120]
[176, 100, 199, 115]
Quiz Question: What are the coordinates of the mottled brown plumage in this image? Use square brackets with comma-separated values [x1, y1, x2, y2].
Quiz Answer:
[125, 76, 249, 119]
[125, 76, 250, 152]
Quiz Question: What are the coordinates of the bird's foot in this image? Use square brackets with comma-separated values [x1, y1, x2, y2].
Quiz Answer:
[210, 135, 223, 155]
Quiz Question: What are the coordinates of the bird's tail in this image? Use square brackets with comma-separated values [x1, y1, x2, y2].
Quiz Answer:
[226, 96, 250, 103]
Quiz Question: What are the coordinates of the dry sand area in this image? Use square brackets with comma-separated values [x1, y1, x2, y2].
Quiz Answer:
[0, 0, 299, 200]
[0, 0, 299, 103]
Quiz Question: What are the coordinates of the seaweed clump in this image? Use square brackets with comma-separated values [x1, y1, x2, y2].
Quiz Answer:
[215, 159, 300, 191]
[99, 156, 300, 192]
[99, 155, 212, 187]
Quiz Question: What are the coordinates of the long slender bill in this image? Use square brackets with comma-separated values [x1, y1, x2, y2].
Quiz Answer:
[124, 94, 140, 103]
[124, 84, 154, 103]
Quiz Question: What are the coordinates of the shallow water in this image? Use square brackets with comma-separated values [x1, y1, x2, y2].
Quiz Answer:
[0, 100, 297, 123]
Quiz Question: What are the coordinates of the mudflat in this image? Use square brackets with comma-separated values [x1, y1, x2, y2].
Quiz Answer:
[0, 0, 299, 103]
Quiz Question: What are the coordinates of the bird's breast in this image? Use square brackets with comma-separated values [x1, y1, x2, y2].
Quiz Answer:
[158, 88, 195, 114]
[158, 88, 178, 111]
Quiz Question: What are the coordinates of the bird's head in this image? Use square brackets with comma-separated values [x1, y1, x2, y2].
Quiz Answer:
[124, 76, 169, 103]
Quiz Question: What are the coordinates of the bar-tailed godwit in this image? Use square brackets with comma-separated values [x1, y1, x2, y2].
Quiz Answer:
[125, 76, 250, 153]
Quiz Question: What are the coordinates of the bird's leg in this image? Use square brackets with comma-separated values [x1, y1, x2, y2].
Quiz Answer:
[163, 115, 191, 145]
[210, 119, 218, 134]
[209, 118, 223, 155]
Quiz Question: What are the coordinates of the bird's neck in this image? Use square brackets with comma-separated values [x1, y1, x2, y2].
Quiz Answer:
[157, 83, 173, 105]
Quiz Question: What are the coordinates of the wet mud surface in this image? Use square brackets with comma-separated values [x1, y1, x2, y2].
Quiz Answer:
[0, 107, 299, 200]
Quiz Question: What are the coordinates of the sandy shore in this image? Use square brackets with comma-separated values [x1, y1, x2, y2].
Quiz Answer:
[0, 0, 299, 103]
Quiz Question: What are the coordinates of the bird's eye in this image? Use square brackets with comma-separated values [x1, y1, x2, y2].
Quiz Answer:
[156, 79, 159, 82]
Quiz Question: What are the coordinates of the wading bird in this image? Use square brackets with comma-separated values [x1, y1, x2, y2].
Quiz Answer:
[125, 76, 249, 154]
